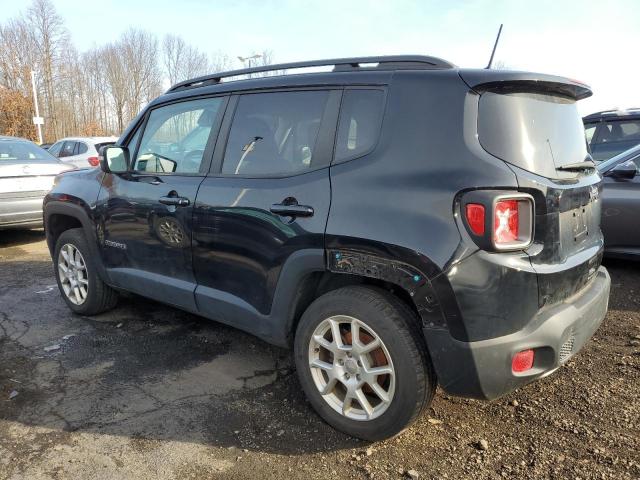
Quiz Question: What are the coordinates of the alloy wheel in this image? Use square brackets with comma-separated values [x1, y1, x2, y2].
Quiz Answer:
[57, 243, 89, 305]
[308, 315, 396, 421]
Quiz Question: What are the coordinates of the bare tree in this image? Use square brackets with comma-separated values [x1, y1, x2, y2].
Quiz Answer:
[0, 0, 281, 140]
[26, 0, 69, 139]
[102, 44, 128, 133]
[163, 34, 211, 85]
[253, 50, 281, 76]
[121, 28, 162, 120]
[0, 18, 38, 92]
[210, 51, 232, 73]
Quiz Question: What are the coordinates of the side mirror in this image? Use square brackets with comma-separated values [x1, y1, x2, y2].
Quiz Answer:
[101, 146, 129, 173]
[607, 160, 637, 180]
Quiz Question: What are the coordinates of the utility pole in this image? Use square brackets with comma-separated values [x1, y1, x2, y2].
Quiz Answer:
[237, 54, 262, 77]
[30, 70, 43, 144]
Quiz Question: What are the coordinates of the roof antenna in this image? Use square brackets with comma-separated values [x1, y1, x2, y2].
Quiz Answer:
[486, 24, 503, 69]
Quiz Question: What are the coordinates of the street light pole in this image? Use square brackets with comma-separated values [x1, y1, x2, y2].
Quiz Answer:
[30, 70, 43, 144]
[237, 54, 263, 77]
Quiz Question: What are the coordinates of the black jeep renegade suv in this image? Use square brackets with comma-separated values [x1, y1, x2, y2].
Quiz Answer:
[44, 56, 610, 441]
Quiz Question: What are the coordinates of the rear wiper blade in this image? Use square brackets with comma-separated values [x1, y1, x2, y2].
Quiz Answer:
[556, 160, 596, 172]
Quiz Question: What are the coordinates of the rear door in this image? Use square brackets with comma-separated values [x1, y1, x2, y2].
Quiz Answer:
[601, 154, 640, 252]
[68, 141, 90, 168]
[97, 96, 226, 311]
[192, 89, 340, 320]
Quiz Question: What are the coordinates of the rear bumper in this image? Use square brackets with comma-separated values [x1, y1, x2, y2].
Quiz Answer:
[0, 193, 45, 229]
[425, 266, 610, 400]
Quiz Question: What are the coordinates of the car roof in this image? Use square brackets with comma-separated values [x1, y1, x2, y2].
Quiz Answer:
[153, 55, 590, 107]
[55, 136, 119, 143]
[583, 108, 640, 122]
[0, 135, 30, 142]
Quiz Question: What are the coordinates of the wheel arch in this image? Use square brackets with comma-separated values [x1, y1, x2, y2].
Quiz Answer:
[282, 247, 450, 347]
[44, 200, 108, 281]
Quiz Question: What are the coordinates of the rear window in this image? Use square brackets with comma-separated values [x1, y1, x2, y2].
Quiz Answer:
[478, 92, 588, 178]
[76, 142, 88, 155]
[0, 140, 60, 164]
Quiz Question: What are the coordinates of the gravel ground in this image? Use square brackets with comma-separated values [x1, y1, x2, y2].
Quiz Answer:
[0, 230, 638, 480]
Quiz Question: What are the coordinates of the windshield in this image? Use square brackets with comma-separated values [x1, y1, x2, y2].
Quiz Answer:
[0, 140, 61, 164]
[597, 143, 640, 172]
[478, 92, 588, 178]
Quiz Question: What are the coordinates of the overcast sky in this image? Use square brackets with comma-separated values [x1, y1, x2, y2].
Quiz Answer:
[2, 0, 639, 115]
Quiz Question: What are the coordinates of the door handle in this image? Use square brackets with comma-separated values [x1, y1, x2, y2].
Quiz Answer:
[159, 196, 190, 207]
[270, 199, 314, 217]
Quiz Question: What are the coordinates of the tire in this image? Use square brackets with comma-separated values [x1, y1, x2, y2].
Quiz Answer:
[54, 228, 118, 315]
[294, 285, 436, 441]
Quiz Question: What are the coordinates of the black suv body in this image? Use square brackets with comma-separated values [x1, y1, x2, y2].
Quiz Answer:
[44, 56, 610, 440]
[584, 108, 640, 162]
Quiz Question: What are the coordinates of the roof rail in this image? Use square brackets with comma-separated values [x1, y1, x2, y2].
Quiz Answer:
[167, 55, 455, 93]
[584, 108, 640, 118]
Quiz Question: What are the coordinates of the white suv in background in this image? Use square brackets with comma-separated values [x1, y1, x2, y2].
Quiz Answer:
[48, 136, 118, 169]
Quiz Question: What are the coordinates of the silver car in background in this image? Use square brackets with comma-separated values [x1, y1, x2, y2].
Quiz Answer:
[0, 136, 74, 230]
[48, 136, 118, 169]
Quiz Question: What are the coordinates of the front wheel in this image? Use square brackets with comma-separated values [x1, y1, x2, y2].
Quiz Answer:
[294, 286, 436, 441]
[54, 228, 118, 315]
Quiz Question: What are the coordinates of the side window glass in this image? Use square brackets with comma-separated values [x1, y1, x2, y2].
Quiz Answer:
[59, 141, 75, 158]
[134, 97, 222, 174]
[335, 90, 385, 163]
[584, 125, 596, 146]
[48, 141, 63, 156]
[127, 127, 142, 156]
[77, 142, 88, 155]
[620, 121, 640, 142]
[221, 91, 330, 176]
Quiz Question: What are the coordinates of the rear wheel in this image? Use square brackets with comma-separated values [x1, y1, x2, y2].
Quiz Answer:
[54, 228, 118, 315]
[294, 286, 436, 440]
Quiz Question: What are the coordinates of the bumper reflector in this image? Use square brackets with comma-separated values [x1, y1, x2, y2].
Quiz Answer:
[512, 349, 535, 373]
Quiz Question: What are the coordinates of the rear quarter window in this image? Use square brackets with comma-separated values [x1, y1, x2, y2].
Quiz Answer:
[334, 89, 385, 163]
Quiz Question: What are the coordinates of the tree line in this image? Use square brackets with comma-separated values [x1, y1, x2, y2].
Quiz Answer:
[0, 0, 274, 143]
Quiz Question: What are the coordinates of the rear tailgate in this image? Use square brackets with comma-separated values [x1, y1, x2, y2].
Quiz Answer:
[461, 70, 604, 308]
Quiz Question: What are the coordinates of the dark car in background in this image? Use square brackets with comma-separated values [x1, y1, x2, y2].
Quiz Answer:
[584, 108, 640, 162]
[0, 136, 74, 230]
[597, 144, 640, 259]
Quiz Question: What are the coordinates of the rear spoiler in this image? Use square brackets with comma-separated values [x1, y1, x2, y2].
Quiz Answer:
[458, 69, 592, 101]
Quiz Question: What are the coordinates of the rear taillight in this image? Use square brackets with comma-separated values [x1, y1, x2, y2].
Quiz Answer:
[87, 156, 99, 167]
[461, 192, 534, 252]
[465, 204, 485, 235]
[492, 196, 533, 250]
[494, 199, 519, 244]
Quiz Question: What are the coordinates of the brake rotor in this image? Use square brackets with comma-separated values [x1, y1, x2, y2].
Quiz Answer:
[342, 327, 388, 392]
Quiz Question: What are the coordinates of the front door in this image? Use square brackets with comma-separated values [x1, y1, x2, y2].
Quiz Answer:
[97, 96, 226, 311]
[601, 154, 640, 253]
[192, 90, 340, 324]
